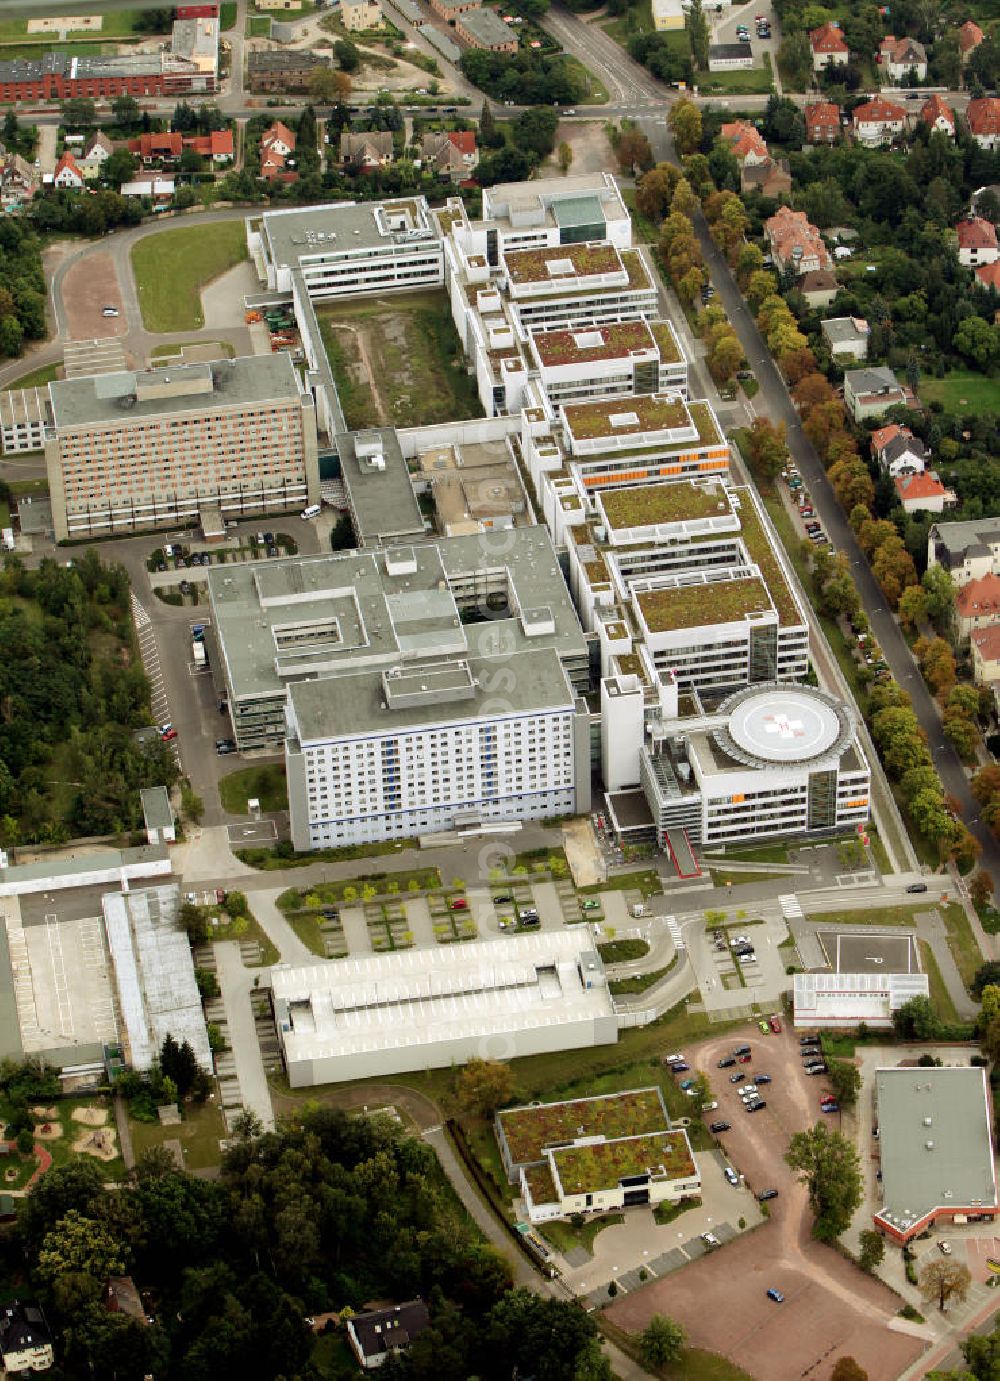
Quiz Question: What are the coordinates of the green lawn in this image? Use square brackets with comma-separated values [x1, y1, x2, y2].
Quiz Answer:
[246, 15, 272, 36]
[131, 221, 247, 332]
[0, 10, 158, 41]
[0, 500, 8, 530]
[609, 963, 673, 995]
[919, 938, 959, 1025]
[539, 1211, 623, 1256]
[218, 763, 288, 815]
[597, 939, 650, 964]
[6, 361, 59, 390]
[920, 370, 1000, 417]
[565, 54, 609, 103]
[940, 902, 984, 993]
[219, 1, 238, 29]
[708, 868, 788, 885]
[129, 1098, 227, 1172]
[603, 0, 657, 40]
[809, 905, 922, 928]
[150, 340, 234, 362]
[580, 869, 662, 897]
[700, 54, 775, 95]
[706, 841, 790, 864]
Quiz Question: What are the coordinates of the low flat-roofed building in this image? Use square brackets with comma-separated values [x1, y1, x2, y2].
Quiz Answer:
[479, 173, 631, 253]
[455, 6, 518, 50]
[821, 316, 870, 361]
[793, 971, 928, 1028]
[0, 386, 49, 454]
[271, 929, 617, 1086]
[496, 1087, 699, 1222]
[709, 42, 755, 70]
[874, 1066, 998, 1243]
[338, 426, 425, 547]
[45, 354, 319, 540]
[140, 786, 175, 845]
[416, 435, 525, 535]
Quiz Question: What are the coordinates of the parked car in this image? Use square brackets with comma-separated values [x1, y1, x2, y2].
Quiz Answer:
[820, 1101, 839, 1113]
[718, 1056, 736, 1068]
[906, 882, 928, 894]
[672, 1062, 691, 1073]
[799, 1034, 818, 1044]
[939, 1241, 952, 1255]
[805, 1064, 828, 1076]
[703, 1100, 719, 1111]
[757, 1188, 779, 1202]
[739, 1085, 758, 1098]
[679, 1079, 696, 1091]
[730, 1072, 744, 1084]
[767, 1288, 784, 1303]
[702, 1232, 720, 1247]
[215, 739, 236, 754]
[581, 899, 601, 911]
[746, 1099, 767, 1112]
[737, 1052, 752, 1063]
[709, 1120, 731, 1133]
[755, 1074, 772, 1085]
[724, 1167, 739, 1185]
[757, 1020, 770, 1034]
[450, 898, 468, 910]
[733, 1045, 752, 1056]
[493, 894, 512, 904]
[769, 1015, 782, 1034]
[664, 1053, 685, 1065]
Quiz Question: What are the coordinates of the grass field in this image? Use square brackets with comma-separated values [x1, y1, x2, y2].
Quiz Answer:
[539, 1211, 623, 1256]
[5, 361, 59, 390]
[129, 1098, 227, 1171]
[131, 221, 247, 332]
[941, 901, 983, 992]
[920, 370, 1000, 417]
[219, 1, 238, 29]
[700, 54, 775, 94]
[0, 9, 159, 41]
[810, 904, 921, 928]
[317, 291, 483, 429]
[247, 15, 272, 36]
[918, 938, 959, 1024]
[565, 54, 610, 103]
[218, 763, 287, 815]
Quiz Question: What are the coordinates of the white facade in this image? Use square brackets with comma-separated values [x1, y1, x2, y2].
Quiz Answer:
[271, 930, 619, 1087]
[794, 971, 928, 1028]
[0, 387, 48, 454]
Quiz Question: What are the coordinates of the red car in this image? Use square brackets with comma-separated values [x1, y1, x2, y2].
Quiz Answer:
[769, 1015, 782, 1034]
[450, 898, 468, 911]
[161, 727, 178, 742]
[737, 1053, 752, 1063]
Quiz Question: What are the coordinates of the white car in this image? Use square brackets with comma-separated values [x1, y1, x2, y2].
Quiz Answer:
[703, 1100, 719, 1112]
[739, 1086, 758, 1098]
[102, 305, 119, 317]
[665, 1053, 684, 1064]
[724, 1167, 739, 1186]
[938, 1241, 952, 1255]
[702, 1232, 720, 1247]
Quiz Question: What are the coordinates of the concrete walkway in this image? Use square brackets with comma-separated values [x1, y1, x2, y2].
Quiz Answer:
[403, 897, 436, 948]
[214, 941, 274, 1131]
[252, 888, 314, 966]
[340, 906, 371, 954]
[916, 908, 979, 1021]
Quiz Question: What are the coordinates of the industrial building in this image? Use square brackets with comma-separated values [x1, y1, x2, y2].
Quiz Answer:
[496, 1087, 700, 1223]
[270, 929, 617, 1087]
[44, 354, 319, 540]
[873, 1067, 998, 1243]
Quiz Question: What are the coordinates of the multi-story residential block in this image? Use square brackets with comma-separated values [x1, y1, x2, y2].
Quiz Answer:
[956, 216, 999, 268]
[878, 34, 926, 81]
[45, 355, 319, 540]
[852, 97, 907, 146]
[0, 386, 49, 454]
[921, 94, 956, 138]
[247, 49, 331, 92]
[929, 518, 1000, 588]
[250, 197, 443, 299]
[843, 366, 906, 421]
[804, 101, 841, 143]
[809, 21, 849, 70]
[764, 205, 832, 275]
[967, 98, 1000, 151]
[455, 7, 518, 49]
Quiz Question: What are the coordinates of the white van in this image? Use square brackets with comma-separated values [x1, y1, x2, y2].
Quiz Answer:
[301, 504, 321, 520]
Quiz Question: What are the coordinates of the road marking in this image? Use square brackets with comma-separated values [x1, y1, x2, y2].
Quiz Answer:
[665, 915, 685, 952]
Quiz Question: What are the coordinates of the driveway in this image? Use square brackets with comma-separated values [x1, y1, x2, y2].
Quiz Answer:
[214, 940, 275, 1130]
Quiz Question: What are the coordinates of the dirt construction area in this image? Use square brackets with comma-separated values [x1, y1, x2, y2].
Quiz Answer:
[62, 252, 126, 340]
[607, 1026, 925, 1381]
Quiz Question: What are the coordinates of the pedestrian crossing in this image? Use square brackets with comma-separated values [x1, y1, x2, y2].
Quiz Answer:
[665, 914, 684, 952]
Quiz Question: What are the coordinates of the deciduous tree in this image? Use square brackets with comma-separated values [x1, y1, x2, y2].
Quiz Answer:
[785, 1123, 862, 1240]
[668, 99, 701, 155]
[455, 1058, 515, 1118]
[857, 1230, 884, 1274]
[640, 1315, 685, 1367]
[920, 1259, 972, 1312]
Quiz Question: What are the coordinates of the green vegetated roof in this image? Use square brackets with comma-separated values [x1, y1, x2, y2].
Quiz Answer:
[638, 576, 771, 632]
[523, 1160, 560, 1208]
[600, 480, 730, 530]
[650, 320, 682, 365]
[687, 401, 723, 447]
[735, 489, 801, 628]
[552, 1130, 696, 1195]
[504, 241, 623, 285]
[533, 320, 654, 368]
[564, 394, 691, 442]
[498, 1087, 668, 1165]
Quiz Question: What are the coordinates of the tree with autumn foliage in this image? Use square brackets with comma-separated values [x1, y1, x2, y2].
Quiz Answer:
[744, 416, 789, 481]
[635, 164, 680, 223]
[667, 98, 701, 154]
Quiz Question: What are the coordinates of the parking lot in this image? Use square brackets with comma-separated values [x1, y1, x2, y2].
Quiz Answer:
[608, 1025, 925, 1381]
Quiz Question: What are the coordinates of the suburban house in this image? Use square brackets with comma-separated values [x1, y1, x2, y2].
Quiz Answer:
[764, 205, 833, 275]
[959, 20, 985, 61]
[0, 148, 39, 211]
[871, 424, 927, 476]
[843, 365, 906, 421]
[956, 573, 1000, 636]
[454, 8, 518, 50]
[977, 261, 1000, 292]
[804, 101, 841, 144]
[0, 1302, 54, 1375]
[852, 97, 908, 147]
[247, 49, 331, 93]
[741, 158, 792, 198]
[809, 21, 849, 70]
[340, 131, 394, 172]
[821, 316, 869, 361]
[894, 471, 955, 515]
[183, 130, 233, 162]
[956, 216, 999, 269]
[799, 269, 838, 308]
[496, 1088, 701, 1223]
[971, 625, 1000, 696]
[84, 130, 114, 165]
[967, 98, 1000, 152]
[128, 131, 183, 165]
[420, 129, 478, 181]
[921, 94, 956, 139]
[259, 121, 296, 182]
[928, 518, 1000, 587]
[708, 43, 755, 72]
[53, 151, 84, 189]
[720, 120, 769, 164]
[346, 1301, 430, 1371]
[878, 34, 927, 81]
[342, 0, 384, 29]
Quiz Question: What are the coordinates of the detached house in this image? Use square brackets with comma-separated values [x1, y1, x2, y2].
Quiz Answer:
[843, 365, 906, 421]
[809, 22, 849, 71]
[959, 20, 985, 62]
[894, 471, 956, 515]
[340, 130, 394, 173]
[741, 158, 792, 198]
[764, 205, 833, 275]
[821, 316, 869, 361]
[0, 1302, 54, 1375]
[799, 269, 838, 308]
[0, 147, 39, 211]
[852, 97, 908, 147]
[871, 424, 927, 477]
[420, 129, 478, 181]
[128, 132, 184, 165]
[967, 99, 1000, 152]
[921, 94, 956, 139]
[971, 626, 1000, 699]
[956, 217, 999, 269]
[804, 101, 841, 144]
[878, 34, 927, 82]
[957, 573, 1000, 636]
[53, 150, 84, 189]
[347, 1301, 430, 1370]
[259, 120, 296, 182]
[976, 261, 1000, 292]
[720, 120, 769, 165]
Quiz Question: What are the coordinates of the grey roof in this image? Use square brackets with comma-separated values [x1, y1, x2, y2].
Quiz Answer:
[140, 786, 174, 831]
[171, 16, 219, 61]
[350, 1300, 430, 1362]
[845, 365, 900, 394]
[0, 1303, 51, 1360]
[48, 354, 300, 430]
[821, 316, 868, 344]
[457, 6, 516, 44]
[0, 846, 168, 888]
[876, 1067, 997, 1232]
[208, 527, 586, 704]
[418, 23, 462, 62]
[248, 49, 329, 72]
[0, 914, 23, 1066]
[709, 42, 754, 59]
[337, 427, 424, 545]
[392, 0, 424, 21]
[261, 197, 436, 272]
[929, 517, 1000, 562]
[552, 194, 606, 231]
[882, 433, 927, 464]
